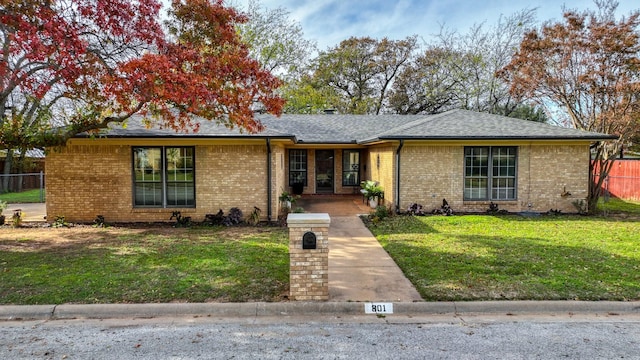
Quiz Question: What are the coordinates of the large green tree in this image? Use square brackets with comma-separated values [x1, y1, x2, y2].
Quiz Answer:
[499, 0, 640, 212]
[235, 0, 316, 79]
[389, 47, 464, 115]
[288, 36, 417, 114]
[390, 8, 546, 121]
[281, 74, 342, 114]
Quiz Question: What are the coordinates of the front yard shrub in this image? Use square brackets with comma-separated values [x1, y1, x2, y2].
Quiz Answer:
[432, 198, 453, 216]
[407, 203, 427, 216]
[170, 211, 192, 227]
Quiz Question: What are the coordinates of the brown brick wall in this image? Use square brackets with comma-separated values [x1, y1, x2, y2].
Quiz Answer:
[288, 223, 329, 301]
[400, 145, 461, 211]
[197, 144, 268, 220]
[366, 145, 396, 207]
[333, 150, 346, 194]
[399, 143, 590, 213]
[46, 144, 132, 222]
[47, 140, 590, 222]
[525, 144, 589, 213]
[272, 144, 286, 218]
[47, 141, 273, 223]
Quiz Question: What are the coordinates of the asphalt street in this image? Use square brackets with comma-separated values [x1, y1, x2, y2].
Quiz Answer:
[1, 313, 639, 359]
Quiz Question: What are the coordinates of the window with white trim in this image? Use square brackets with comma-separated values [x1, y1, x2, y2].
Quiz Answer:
[133, 147, 195, 207]
[464, 146, 517, 201]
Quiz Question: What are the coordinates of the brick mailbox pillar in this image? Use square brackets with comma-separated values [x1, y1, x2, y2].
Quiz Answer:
[287, 213, 330, 301]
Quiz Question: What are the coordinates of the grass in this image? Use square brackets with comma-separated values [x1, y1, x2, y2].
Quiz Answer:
[0, 226, 289, 305]
[2, 197, 639, 305]
[367, 214, 640, 301]
[0, 189, 45, 203]
[598, 197, 640, 215]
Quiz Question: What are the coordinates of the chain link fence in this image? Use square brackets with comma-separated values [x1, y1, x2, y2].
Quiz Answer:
[0, 172, 46, 202]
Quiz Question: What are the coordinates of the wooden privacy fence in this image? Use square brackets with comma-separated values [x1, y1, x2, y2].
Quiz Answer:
[594, 160, 640, 201]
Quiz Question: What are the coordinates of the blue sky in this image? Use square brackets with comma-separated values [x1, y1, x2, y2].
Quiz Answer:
[235, 0, 639, 49]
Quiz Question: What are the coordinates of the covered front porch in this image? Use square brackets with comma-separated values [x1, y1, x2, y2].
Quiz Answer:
[295, 194, 372, 216]
[285, 147, 368, 196]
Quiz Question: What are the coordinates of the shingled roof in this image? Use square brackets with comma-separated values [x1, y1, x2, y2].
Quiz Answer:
[358, 110, 617, 142]
[96, 109, 616, 143]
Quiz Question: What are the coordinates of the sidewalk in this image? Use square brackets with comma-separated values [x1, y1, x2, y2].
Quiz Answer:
[297, 195, 423, 302]
[329, 216, 423, 302]
[5, 202, 46, 222]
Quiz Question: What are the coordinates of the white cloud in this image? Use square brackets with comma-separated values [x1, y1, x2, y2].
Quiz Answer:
[233, 0, 639, 49]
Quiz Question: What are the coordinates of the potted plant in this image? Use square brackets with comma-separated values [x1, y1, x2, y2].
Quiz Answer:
[291, 182, 304, 195]
[279, 191, 299, 209]
[11, 209, 23, 228]
[361, 180, 383, 208]
[0, 200, 6, 225]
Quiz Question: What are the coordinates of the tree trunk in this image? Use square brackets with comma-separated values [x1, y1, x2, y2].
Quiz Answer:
[1, 149, 14, 193]
[587, 155, 615, 214]
[16, 149, 26, 192]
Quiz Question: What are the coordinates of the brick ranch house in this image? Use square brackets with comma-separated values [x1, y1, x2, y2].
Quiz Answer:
[46, 109, 615, 223]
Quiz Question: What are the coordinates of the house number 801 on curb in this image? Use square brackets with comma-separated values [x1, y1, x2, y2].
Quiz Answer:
[365, 302, 393, 314]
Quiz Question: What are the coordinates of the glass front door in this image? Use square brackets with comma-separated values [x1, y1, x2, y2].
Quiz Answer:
[315, 150, 334, 193]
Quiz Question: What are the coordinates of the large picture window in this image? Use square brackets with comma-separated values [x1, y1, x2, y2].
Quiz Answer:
[342, 150, 360, 186]
[464, 147, 517, 201]
[133, 147, 195, 207]
[289, 149, 307, 186]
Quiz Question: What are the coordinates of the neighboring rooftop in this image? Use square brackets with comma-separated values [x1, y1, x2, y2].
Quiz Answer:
[95, 109, 617, 143]
[0, 148, 45, 158]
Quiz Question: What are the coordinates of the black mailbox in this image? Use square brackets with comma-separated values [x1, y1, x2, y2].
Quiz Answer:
[302, 231, 317, 249]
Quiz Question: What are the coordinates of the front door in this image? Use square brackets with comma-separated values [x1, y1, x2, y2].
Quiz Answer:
[315, 150, 334, 194]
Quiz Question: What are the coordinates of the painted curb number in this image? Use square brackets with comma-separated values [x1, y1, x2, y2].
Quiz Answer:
[365, 302, 393, 314]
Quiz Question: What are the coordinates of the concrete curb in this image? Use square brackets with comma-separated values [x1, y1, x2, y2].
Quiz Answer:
[0, 305, 56, 321]
[1, 301, 639, 321]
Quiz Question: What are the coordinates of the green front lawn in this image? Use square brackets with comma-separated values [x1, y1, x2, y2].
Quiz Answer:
[0, 226, 289, 304]
[2, 204, 639, 305]
[368, 214, 640, 301]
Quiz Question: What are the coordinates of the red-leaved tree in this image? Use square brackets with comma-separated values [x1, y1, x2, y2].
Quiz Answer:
[498, 1, 640, 213]
[0, 0, 283, 150]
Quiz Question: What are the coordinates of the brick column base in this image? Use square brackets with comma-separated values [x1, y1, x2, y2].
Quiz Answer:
[287, 213, 330, 301]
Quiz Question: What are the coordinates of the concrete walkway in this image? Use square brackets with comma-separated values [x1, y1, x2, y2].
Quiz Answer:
[297, 196, 423, 302]
[4, 202, 46, 222]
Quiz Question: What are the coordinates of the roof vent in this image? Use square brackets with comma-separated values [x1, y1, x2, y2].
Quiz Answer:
[324, 108, 337, 115]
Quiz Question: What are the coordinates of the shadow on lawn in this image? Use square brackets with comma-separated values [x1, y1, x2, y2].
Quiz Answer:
[598, 197, 640, 215]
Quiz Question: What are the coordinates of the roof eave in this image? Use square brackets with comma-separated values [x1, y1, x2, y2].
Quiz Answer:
[75, 133, 298, 141]
[367, 135, 618, 142]
[296, 140, 358, 145]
